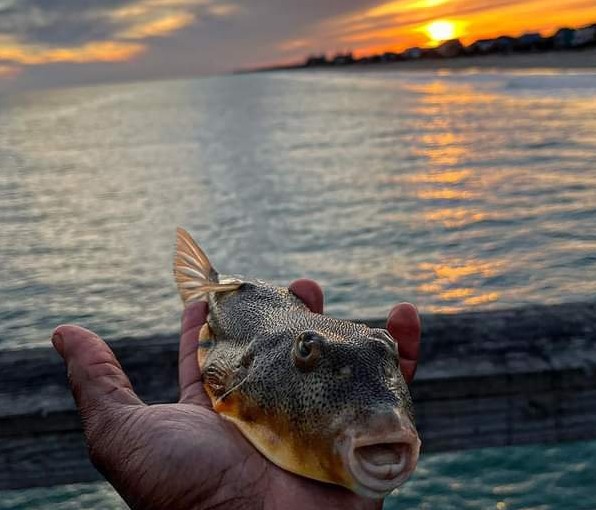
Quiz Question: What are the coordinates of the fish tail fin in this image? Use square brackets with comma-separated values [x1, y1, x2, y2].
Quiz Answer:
[174, 227, 241, 304]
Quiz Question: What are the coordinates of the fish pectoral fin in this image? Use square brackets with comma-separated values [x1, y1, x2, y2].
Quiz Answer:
[174, 227, 241, 304]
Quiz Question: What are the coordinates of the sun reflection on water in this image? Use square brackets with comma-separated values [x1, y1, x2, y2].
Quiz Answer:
[1, 72, 596, 348]
[398, 76, 514, 313]
[415, 260, 503, 313]
[417, 188, 475, 200]
[409, 169, 471, 184]
[424, 208, 488, 228]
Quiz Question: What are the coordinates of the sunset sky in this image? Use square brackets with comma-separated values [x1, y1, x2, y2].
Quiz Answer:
[0, 0, 595, 91]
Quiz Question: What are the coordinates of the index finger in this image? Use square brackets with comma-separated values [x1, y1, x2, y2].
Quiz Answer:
[387, 303, 421, 384]
[179, 301, 211, 406]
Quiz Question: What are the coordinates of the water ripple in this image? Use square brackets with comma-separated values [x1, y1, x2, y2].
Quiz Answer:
[0, 71, 595, 345]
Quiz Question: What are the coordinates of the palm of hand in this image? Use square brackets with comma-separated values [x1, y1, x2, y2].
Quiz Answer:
[52, 280, 418, 510]
[108, 402, 380, 509]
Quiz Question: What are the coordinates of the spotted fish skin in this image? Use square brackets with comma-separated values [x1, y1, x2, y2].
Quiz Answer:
[205, 282, 414, 430]
[174, 228, 420, 499]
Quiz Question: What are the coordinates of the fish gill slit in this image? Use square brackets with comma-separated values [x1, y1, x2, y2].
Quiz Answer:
[216, 372, 250, 404]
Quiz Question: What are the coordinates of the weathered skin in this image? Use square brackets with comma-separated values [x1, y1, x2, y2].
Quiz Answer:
[174, 229, 420, 499]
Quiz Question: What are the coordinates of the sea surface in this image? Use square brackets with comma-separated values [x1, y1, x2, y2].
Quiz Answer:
[0, 70, 595, 508]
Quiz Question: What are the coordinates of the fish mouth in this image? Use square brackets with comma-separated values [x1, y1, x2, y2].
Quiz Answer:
[341, 411, 421, 499]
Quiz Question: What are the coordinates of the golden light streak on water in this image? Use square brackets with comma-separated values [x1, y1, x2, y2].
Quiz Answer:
[417, 188, 476, 200]
[409, 170, 472, 184]
[424, 208, 488, 228]
[439, 287, 475, 300]
[415, 260, 504, 312]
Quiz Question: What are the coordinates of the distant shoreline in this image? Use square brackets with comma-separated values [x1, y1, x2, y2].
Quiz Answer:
[267, 48, 596, 73]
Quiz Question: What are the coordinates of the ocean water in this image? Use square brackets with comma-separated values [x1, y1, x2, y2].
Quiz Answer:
[1, 440, 595, 510]
[0, 70, 595, 508]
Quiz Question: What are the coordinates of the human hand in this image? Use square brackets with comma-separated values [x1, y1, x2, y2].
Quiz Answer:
[52, 280, 420, 510]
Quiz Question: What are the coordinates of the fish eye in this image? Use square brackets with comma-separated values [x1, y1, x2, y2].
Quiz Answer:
[293, 331, 324, 371]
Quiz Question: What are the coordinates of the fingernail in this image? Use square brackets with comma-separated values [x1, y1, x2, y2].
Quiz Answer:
[51, 330, 64, 356]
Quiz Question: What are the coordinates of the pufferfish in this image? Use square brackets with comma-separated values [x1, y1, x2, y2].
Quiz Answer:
[174, 228, 420, 499]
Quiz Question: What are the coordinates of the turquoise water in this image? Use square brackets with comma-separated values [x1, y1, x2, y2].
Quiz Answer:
[1, 441, 595, 509]
[1, 70, 595, 507]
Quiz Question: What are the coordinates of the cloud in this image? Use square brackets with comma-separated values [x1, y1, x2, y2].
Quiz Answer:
[0, 39, 144, 65]
[1, 0, 595, 91]
[0, 0, 384, 90]
[0, 0, 237, 67]
[0, 0, 135, 46]
[118, 12, 196, 39]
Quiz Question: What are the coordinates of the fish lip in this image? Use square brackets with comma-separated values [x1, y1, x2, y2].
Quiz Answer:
[340, 430, 421, 499]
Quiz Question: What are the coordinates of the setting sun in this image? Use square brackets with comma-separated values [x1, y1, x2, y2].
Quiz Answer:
[425, 20, 457, 42]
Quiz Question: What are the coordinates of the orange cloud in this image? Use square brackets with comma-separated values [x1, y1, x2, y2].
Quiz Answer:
[0, 40, 145, 65]
[279, 38, 311, 51]
[359, 0, 450, 19]
[111, 0, 208, 17]
[119, 13, 196, 39]
[144, 0, 210, 6]
[210, 3, 242, 16]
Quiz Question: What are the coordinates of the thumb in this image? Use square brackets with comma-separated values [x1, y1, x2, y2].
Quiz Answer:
[52, 325, 144, 418]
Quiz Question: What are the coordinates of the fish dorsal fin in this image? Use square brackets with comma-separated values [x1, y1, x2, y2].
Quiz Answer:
[174, 227, 242, 304]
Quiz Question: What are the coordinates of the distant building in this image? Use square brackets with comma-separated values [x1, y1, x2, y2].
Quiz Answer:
[572, 25, 596, 47]
[331, 52, 355, 66]
[420, 47, 439, 59]
[540, 36, 555, 51]
[554, 28, 575, 49]
[305, 54, 327, 67]
[403, 47, 422, 59]
[516, 32, 543, 51]
[494, 36, 516, 53]
[436, 39, 464, 58]
[468, 38, 497, 54]
[381, 52, 400, 62]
